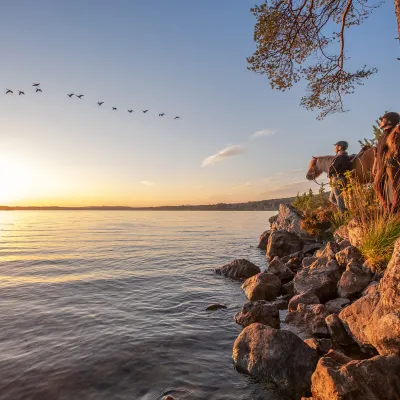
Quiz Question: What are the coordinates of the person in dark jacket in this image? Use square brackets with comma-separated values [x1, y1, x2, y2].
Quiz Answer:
[328, 141, 352, 212]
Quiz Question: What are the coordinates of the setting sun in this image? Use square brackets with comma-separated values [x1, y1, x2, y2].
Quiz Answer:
[0, 154, 36, 204]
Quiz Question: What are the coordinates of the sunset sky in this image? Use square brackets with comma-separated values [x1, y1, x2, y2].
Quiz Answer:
[0, 0, 399, 206]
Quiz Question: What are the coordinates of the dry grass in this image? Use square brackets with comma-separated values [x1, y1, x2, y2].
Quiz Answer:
[342, 173, 400, 271]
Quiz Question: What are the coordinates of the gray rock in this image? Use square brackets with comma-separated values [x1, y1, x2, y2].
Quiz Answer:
[215, 259, 260, 280]
[234, 301, 280, 329]
[266, 230, 304, 261]
[281, 280, 295, 297]
[337, 261, 371, 299]
[325, 298, 350, 314]
[205, 304, 227, 311]
[268, 256, 295, 283]
[335, 246, 363, 268]
[325, 313, 353, 346]
[284, 304, 330, 339]
[288, 292, 320, 312]
[233, 323, 318, 399]
[294, 259, 342, 302]
[241, 272, 281, 302]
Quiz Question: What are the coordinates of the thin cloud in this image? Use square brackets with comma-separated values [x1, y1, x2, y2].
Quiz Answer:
[201, 145, 245, 167]
[276, 169, 305, 176]
[140, 181, 154, 185]
[251, 129, 277, 139]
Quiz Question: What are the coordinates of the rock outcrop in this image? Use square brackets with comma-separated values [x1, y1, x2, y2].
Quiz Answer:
[241, 272, 281, 302]
[310, 350, 400, 400]
[234, 301, 280, 329]
[233, 323, 318, 399]
[269, 204, 305, 236]
[339, 237, 400, 356]
[215, 259, 260, 280]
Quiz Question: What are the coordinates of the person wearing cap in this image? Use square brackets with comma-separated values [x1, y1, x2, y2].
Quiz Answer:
[374, 112, 400, 212]
[328, 141, 352, 212]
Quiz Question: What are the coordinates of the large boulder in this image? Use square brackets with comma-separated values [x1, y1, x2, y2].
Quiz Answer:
[268, 256, 295, 283]
[284, 304, 330, 339]
[234, 301, 280, 329]
[339, 237, 400, 356]
[311, 350, 400, 400]
[233, 323, 318, 399]
[215, 259, 260, 280]
[337, 261, 371, 299]
[241, 272, 281, 302]
[339, 291, 380, 352]
[294, 259, 342, 302]
[266, 230, 304, 261]
[270, 204, 305, 235]
[288, 292, 320, 312]
[257, 230, 270, 250]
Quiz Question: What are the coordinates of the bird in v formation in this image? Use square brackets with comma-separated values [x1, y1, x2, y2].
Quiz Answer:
[5, 83, 182, 120]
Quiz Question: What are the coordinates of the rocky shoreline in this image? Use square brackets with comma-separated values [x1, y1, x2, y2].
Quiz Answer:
[215, 204, 400, 399]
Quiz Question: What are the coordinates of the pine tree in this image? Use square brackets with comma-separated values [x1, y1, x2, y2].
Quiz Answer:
[358, 120, 382, 147]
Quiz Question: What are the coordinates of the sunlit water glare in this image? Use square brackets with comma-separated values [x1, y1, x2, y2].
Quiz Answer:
[0, 211, 290, 400]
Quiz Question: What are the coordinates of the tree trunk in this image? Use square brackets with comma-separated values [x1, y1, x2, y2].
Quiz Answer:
[395, 0, 400, 40]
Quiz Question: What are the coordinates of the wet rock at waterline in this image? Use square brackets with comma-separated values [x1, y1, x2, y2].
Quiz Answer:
[233, 323, 318, 399]
[215, 259, 260, 280]
[241, 272, 281, 302]
[234, 301, 280, 329]
[205, 304, 227, 311]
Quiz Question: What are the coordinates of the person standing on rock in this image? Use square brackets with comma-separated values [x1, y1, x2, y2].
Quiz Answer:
[328, 141, 352, 213]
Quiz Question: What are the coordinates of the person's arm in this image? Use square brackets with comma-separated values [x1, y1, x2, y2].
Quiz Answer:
[328, 156, 339, 178]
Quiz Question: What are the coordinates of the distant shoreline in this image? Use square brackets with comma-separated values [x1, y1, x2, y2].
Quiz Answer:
[0, 197, 294, 212]
[0, 207, 280, 212]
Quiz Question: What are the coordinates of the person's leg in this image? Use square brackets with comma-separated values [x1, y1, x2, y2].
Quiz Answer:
[335, 178, 347, 213]
[329, 181, 337, 207]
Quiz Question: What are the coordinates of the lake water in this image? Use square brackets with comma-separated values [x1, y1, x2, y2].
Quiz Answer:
[0, 210, 290, 400]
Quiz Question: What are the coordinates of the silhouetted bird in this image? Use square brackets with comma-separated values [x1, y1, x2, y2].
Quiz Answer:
[32, 83, 40, 87]
[174, 116, 180, 120]
[112, 107, 117, 110]
[142, 110, 148, 113]
[76, 94, 84, 99]
[36, 88, 42, 92]
[127, 110, 133, 113]
[159, 113, 165, 116]
[97, 102, 104, 106]
[18, 91, 25, 95]
[5, 89, 13, 94]
[67, 93, 74, 98]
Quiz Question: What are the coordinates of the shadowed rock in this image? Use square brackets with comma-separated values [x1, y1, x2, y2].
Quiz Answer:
[233, 323, 318, 399]
[325, 298, 350, 314]
[257, 230, 270, 250]
[285, 304, 330, 339]
[294, 259, 342, 302]
[337, 261, 371, 299]
[268, 256, 295, 283]
[288, 292, 320, 312]
[215, 259, 260, 280]
[234, 301, 280, 329]
[205, 304, 227, 311]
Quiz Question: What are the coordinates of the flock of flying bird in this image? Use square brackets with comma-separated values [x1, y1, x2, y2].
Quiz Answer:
[4, 83, 182, 120]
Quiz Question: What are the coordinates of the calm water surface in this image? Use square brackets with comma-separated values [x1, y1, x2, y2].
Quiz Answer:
[0, 211, 289, 400]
